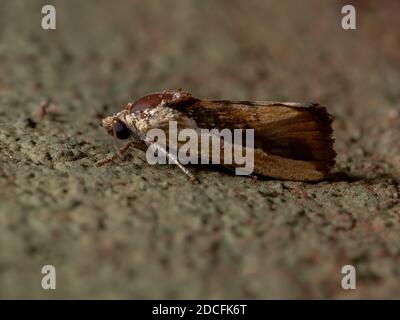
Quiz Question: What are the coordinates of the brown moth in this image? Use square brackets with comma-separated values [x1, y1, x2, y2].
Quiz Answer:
[99, 89, 336, 182]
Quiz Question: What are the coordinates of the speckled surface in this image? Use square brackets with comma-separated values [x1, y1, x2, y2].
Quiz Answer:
[0, 0, 399, 299]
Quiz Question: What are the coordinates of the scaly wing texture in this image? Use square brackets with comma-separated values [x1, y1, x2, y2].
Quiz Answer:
[170, 99, 336, 181]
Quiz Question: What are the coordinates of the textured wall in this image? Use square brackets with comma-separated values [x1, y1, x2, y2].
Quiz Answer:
[0, 0, 399, 298]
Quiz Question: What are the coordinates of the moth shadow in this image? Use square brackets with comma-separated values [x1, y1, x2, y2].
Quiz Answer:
[189, 164, 234, 176]
[327, 171, 361, 183]
[327, 171, 399, 185]
[191, 167, 399, 185]
[188, 164, 290, 182]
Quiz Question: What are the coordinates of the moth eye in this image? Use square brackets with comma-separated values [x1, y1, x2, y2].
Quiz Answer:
[113, 121, 130, 140]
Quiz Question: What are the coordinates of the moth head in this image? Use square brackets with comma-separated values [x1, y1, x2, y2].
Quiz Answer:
[102, 116, 130, 140]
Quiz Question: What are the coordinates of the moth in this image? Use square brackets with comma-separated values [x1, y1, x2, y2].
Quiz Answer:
[99, 89, 336, 182]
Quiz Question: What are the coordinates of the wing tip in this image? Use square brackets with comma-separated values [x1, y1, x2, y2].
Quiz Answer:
[308, 104, 337, 170]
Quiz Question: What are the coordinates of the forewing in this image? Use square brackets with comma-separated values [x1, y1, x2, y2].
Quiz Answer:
[170, 99, 336, 181]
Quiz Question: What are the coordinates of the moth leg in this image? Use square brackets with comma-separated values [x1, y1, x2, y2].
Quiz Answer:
[134, 131, 198, 183]
[151, 141, 198, 183]
[97, 141, 133, 166]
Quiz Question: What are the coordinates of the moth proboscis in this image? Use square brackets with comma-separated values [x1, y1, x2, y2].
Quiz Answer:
[99, 89, 336, 182]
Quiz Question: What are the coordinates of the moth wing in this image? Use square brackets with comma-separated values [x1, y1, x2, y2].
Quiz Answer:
[170, 99, 336, 181]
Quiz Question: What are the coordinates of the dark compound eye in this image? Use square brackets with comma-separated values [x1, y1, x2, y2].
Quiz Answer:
[112, 120, 130, 140]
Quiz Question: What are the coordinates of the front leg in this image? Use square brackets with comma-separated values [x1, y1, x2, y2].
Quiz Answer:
[97, 141, 133, 166]
[153, 141, 198, 183]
